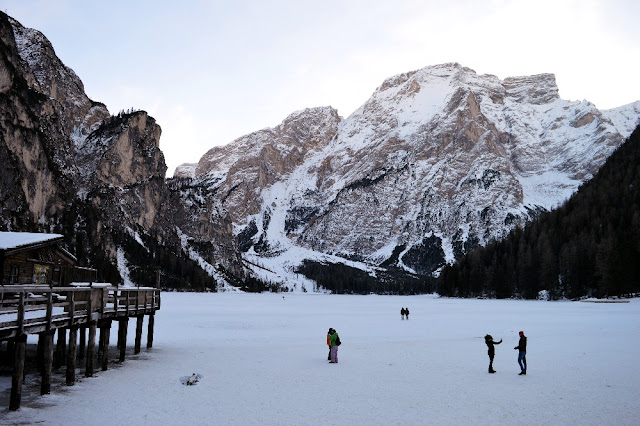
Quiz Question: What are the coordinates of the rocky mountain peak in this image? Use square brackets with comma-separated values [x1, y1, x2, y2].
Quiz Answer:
[8, 16, 109, 142]
[187, 62, 639, 287]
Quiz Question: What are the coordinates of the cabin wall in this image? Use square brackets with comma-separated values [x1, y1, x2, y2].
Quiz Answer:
[1, 247, 75, 285]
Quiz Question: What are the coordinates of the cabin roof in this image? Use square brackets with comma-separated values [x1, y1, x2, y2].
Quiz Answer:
[0, 232, 64, 251]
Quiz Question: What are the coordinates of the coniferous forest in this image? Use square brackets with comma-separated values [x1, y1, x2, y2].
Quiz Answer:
[438, 125, 640, 299]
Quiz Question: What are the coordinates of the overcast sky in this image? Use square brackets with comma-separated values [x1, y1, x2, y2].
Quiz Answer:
[3, 0, 639, 175]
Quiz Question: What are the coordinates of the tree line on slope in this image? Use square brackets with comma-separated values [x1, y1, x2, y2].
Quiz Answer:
[296, 260, 436, 295]
[437, 125, 640, 299]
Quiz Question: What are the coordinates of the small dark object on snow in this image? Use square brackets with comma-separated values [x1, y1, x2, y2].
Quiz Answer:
[182, 373, 202, 386]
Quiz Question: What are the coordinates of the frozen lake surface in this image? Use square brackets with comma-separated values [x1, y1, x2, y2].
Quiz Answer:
[1, 292, 639, 425]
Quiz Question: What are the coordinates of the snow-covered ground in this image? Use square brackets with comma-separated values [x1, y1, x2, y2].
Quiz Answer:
[1, 293, 639, 425]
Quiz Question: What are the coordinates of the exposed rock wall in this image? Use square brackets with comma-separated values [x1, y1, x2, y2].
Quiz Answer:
[0, 13, 243, 288]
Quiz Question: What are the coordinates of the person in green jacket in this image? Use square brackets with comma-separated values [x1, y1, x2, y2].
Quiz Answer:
[329, 329, 340, 363]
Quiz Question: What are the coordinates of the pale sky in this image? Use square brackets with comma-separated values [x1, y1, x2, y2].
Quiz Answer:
[3, 0, 639, 175]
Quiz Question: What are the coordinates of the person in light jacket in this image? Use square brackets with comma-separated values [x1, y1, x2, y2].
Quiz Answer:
[329, 329, 340, 363]
[514, 330, 527, 375]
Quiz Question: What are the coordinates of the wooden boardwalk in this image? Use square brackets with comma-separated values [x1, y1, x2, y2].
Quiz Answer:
[0, 284, 161, 410]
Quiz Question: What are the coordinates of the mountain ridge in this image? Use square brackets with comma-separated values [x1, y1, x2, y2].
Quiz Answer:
[2, 12, 639, 294]
[177, 62, 639, 288]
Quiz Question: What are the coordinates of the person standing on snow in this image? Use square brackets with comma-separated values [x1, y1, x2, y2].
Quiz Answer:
[329, 329, 340, 363]
[401, 307, 406, 320]
[405, 307, 410, 320]
[514, 330, 527, 375]
[484, 334, 502, 373]
[326, 328, 333, 360]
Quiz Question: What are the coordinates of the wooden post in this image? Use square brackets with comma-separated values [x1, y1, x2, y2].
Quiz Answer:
[97, 324, 104, 366]
[85, 322, 97, 377]
[117, 318, 124, 349]
[134, 315, 144, 354]
[54, 328, 67, 369]
[118, 318, 128, 362]
[45, 291, 53, 330]
[99, 320, 111, 371]
[78, 326, 86, 360]
[37, 333, 44, 373]
[41, 331, 54, 395]
[66, 326, 78, 386]
[17, 292, 25, 336]
[147, 313, 155, 348]
[9, 334, 27, 411]
[85, 286, 96, 377]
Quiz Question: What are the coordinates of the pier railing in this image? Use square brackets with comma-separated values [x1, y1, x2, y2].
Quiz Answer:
[0, 284, 160, 340]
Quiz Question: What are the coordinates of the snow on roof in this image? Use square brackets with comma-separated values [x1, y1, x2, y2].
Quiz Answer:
[0, 232, 64, 250]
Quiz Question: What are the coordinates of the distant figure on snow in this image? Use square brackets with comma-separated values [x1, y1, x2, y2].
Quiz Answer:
[326, 328, 333, 360]
[405, 307, 410, 320]
[484, 334, 502, 373]
[401, 307, 406, 320]
[329, 329, 340, 363]
[514, 330, 527, 375]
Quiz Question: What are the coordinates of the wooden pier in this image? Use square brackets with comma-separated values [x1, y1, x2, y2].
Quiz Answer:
[0, 284, 160, 410]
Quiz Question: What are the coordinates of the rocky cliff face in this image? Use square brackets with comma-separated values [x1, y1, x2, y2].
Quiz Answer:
[0, 13, 243, 288]
[185, 63, 639, 286]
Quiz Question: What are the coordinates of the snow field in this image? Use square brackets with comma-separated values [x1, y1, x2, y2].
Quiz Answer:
[1, 293, 638, 425]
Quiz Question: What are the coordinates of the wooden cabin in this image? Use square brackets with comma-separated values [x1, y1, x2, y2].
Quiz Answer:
[0, 232, 96, 286]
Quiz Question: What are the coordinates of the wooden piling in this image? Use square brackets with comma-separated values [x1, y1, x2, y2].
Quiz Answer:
[97, 324, 105, 366]
[134, 315, 144, 354]
[78, 326, 86, 360]
[147, 313, 154, 348]
[118, 319, 128, 362]
[85, 322, 97, 377]
[66, 326, 78, 386]
[41, 331, 54, 395]
[54, 328, 67, 369]
[9, 334, 27, 411]
[99, 320, 111, 371]
[37, 334, 44, 373]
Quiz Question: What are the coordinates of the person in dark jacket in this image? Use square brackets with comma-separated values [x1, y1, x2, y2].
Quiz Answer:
[405, 307, 410, 320]
[484, 334, 502, 373]
[326, 328, 333, 360]
[514, 330, 527, 375]
[401, 307, 406, 320]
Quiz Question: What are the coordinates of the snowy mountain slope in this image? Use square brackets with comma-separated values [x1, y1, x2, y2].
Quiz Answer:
[184, 63, 639, 286]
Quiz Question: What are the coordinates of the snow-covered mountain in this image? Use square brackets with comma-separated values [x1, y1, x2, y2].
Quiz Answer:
[178, 63, 639, 287]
